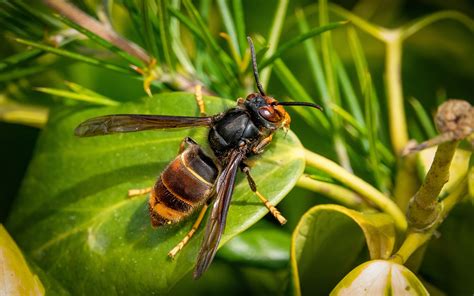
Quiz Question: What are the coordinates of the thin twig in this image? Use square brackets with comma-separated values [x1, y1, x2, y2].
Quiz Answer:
[42, 0, 215, 95]
[304, 148, 407, 232]
[43, 0, 151, 63]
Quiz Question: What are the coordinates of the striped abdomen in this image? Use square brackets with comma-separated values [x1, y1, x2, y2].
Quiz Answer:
[149, 143, 218, 227]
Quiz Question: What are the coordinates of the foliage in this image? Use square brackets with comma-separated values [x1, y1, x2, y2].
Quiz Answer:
[1, 0, 473, 295]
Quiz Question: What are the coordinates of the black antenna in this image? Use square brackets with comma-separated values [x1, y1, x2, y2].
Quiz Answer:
[247, 36, 266, 96]
[276, 101, 323, 111]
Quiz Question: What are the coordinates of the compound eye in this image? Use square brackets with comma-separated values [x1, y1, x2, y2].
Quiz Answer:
[258, 107, 279, 122]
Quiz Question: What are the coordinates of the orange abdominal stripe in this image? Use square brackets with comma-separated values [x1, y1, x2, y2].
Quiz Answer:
[148, 147, 217, 227]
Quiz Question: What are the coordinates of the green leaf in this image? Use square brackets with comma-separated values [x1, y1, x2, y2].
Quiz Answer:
[290, 204, 396, 296]
[0, 224, 45, 296]
[6, 92, 305, 294]
[331, 260, 428, 295]
[218, 221, 290, 269]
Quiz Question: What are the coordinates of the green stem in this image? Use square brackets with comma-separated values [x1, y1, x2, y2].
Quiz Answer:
[393, 154, 420, 212]
[391, 178, 467, 264]
[384, 30, 408, 155]
[406, 141, 460, 229]
[304, 149, 407, 232]
[401, 10, 474, 40]
[296, 174, 369, 210]
[0, 99, 48, 128]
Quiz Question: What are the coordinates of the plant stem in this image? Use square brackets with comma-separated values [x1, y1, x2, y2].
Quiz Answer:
[296, 174, 369, 210]
[384, 30, 408, 155]
[391, 178, 467, 264]
[393, 154, 420, 212]
[43, 0, 151, 64]
[304, 149, 407, 232]
[0, 99, 48, 128]
[406, 141, 460, 230]
[43, 0, 213, 95]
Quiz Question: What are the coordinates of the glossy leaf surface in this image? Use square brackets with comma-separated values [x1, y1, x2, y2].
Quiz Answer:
[0, 224, 44, 296]
[290, 204, 396, 295]
[6, 93, 305, 294]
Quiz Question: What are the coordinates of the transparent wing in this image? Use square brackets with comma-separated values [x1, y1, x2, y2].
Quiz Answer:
[193, 150, 245, 279]
[74, 114, 214, 137]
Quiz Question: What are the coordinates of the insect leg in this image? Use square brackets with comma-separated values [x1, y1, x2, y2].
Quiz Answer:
[251, 134, 273, 154]
[128, 187, 152, 197]
[168, 204, 209, 259]
[194, 84, 206, 116]
[178, 136, 199, 153]
[242, 166, 287, 225]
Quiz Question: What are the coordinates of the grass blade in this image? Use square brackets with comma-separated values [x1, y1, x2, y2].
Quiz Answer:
[232, 0, 247, 56]
[0, 49, 44, 72]
[56, 14, 143, 66]
[272, 59, 330, 130]
[408, 97, 437, 139]
[295, 9, 329, 104]
[168, 7, 205, 41]
[139, 0, 160, 60]
[36, 87, 119, 106]
[182, 0, 238, 89]
[320, 0, 351, 171]
[364, 75, 387, 191]
[260, 0, 289, 88]
[64, 81, 116, 101]
[157, 0, 174, 71]
[334, 52, 364, 126]
[259, 21, 347, 70]
[0, 66, 48, 81]
[15, 38, 134, 75]
[169, 0, 195, 75]
[331, 103, 395, 165]
[217, 0, 241, 59]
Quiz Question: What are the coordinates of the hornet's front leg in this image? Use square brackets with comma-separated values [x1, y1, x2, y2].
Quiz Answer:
[241, 163, 287, 225]
[251, 134, 273, 155]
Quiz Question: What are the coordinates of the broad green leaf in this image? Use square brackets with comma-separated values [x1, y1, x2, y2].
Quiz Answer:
[218, 221, 290, 269]
[291, 204, 396, 296]
[6, 92, 305, 294]
[331, 260, 428, 295]
[0, 224, 45, 296]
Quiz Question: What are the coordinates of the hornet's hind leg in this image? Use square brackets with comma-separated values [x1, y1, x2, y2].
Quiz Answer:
[194, 85, 206, 116]
[168, 203, 209, 259]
